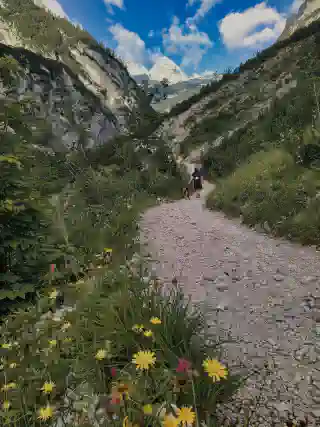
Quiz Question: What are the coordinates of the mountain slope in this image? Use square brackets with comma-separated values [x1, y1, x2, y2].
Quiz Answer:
[0, 0, 151, 140]
[279, 0, 320, 40]
[157, 20, 320, 245]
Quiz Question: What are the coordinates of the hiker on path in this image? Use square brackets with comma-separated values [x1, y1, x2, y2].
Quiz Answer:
[192, 167, 202, 195]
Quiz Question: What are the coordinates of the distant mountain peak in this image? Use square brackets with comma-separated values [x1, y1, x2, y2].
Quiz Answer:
[149, 56, 187, 84]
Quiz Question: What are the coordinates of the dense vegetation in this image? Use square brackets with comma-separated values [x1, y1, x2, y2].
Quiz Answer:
[0, 262, 243, 426]
[1, 0, 104, 58]
[0, 56, 185, 315]
[0, 53, 242, 427]
[2, 3, 320, 424]
[206, 32, 320, 244]
[0, 0, 96, 69]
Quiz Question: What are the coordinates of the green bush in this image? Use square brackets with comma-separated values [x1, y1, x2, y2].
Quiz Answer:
[0, 265, 241, 426]
[207, 149, 320, 243]
[0, 75, 184, 314]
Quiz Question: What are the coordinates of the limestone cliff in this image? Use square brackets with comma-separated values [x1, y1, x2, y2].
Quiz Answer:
[279, 0, 320, 40]
[0, 0, 151, 148]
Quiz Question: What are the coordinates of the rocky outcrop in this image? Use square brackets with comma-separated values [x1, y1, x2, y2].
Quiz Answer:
[0, 42, 148, 150]
[0, 0, 152, 148]
[279, 0, 320, 41]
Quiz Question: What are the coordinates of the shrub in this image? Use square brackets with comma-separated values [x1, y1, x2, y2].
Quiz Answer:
[0, 265, 241, 426]
[207, 149, 320, 243]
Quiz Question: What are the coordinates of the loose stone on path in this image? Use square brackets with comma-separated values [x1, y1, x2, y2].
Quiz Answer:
[140, 192, 320, 426]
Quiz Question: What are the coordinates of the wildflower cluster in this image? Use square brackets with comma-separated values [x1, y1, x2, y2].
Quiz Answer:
[0, 267, 239, 427]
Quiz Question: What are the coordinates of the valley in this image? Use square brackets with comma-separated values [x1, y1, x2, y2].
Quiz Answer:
[1, 0, 320, 426]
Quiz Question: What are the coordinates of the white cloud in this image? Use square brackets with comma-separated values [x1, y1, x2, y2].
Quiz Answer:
[188, 0, 223, 22]
[219, 2, 286, 49]
[162, 16, 212, 69]
[290, 0, 304, 14]
[148, 30, 155, 37]
[104, 0, 124, 14]
[108, 21, 215, 79]
[33, 0, 68, 18]
[108, 24, 149, 75]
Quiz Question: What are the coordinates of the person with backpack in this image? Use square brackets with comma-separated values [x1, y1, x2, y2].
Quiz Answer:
[192, 167, 202, 194]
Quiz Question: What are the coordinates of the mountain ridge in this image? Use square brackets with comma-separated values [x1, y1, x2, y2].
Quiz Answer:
[0, 0, 152, 141]
[279, 0, 320, 40]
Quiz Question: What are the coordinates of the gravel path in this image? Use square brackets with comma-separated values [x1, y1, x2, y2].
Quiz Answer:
[140, 182, 320, 424]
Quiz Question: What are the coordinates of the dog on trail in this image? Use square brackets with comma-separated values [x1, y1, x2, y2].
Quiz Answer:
[183, 186, 190, 199]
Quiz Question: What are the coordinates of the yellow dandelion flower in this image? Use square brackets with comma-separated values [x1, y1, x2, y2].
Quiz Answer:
[1, 343, 12, 349]
[41, 381, 55, 394]
[132, 350, 156, 370]
[144, 330, 153, 338]
[143, 404, 153, 415]
[1, 382, 17, 391]
[177, 406, 196, 426]
[38, 404, 54, 421]
[150, 317, 162, 325]
[63, 337, 72, 343]
[48, 339, 57, 348]
[2, 401, 11, 411]
[49, 289, 58, 299]
[61, 321, 71, 331]
[104, 248, 112, 253]
[95, 349, 107, 360]
[162, 414, 179, 427]
[202, 358, 228, 382]
[9, 362, 17, 369]
[132, 324, 144, 333]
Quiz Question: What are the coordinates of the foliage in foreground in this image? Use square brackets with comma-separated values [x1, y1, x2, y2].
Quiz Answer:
[0, 262, 241, 426]
[207, 149, 320, 244]
[0, 54, 185, 314]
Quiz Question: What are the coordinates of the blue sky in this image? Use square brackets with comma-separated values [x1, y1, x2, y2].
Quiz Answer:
[44, 0, 303, 77]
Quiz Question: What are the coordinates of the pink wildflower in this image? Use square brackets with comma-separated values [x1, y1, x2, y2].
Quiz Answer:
[176, 358, 191, 373]
[111, 367, 117, 377]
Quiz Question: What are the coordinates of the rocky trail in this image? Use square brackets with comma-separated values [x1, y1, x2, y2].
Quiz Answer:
[140, 159, 320, 424]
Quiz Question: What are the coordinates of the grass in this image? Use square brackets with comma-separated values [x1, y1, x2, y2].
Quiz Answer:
[0, 259, 242, 427]
[206, 149, 320, 244]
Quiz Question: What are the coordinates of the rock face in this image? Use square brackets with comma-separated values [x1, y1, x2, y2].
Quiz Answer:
[0, 0, 152, 148]
[279, 0, 320, 41]
[0, 43, 138, 150]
